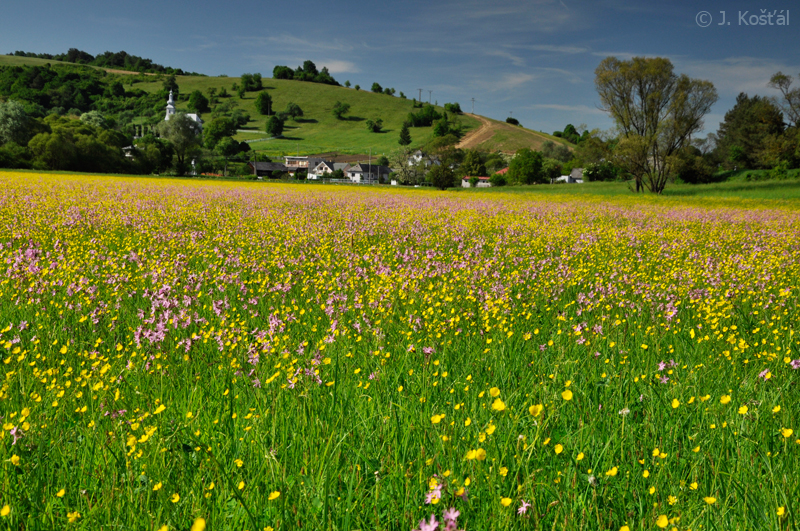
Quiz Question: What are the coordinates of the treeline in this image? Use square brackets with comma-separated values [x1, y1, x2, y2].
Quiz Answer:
[272, 60, 338, 85]
[9, 49, 202, 76]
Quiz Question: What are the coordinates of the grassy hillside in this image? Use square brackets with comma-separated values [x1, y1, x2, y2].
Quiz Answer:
[130, 75, 481, 158]
[0, 54, 576, 158]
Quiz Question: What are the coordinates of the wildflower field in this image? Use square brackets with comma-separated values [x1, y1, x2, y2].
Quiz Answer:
[1, 172, 799, 531]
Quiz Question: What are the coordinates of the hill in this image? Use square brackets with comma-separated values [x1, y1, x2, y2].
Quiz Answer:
[0, 54, 570, 160]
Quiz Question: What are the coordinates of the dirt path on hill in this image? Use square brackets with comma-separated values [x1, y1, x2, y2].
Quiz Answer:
[457, 113, 494, 149]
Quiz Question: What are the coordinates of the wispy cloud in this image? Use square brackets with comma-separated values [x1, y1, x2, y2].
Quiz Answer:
[236, 34, 354, 53]
[508, 44, 589, 54]
[485, 49, 526, 67]
[525, 103, 607, 115]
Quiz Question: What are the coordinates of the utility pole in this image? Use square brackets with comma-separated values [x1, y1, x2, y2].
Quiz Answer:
[509, 111, 513, 120]
[428, 90, 432, 104]
[417, 88, 422, 103]
[471, 98, 475, 114]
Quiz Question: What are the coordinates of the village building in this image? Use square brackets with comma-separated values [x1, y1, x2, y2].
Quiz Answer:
[555, 168, 584, 184]
[346, 163, 391, 183]
[248, 161, 289, 178]
[461, 176, 491, 188]
[283, 156, 326, 176]
[308, 161, 351, 179]
[165, 90, 203, 130]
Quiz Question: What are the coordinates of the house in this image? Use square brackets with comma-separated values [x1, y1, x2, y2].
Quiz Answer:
[555, 167, 584, 184]
[346, 163, 391, 183]
[308, 161, 351, 179]
[248, 161, 288, 178]
[461, 176, 491, 188]
[164, 90, 203, 130]
[283, 156, 326, 176]
[407, 150, 441, 168]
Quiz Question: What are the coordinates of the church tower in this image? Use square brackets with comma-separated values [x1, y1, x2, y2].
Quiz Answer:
[165, 90, 176, 121]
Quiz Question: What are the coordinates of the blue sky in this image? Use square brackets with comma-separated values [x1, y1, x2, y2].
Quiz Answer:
[2, 0, 798, 137]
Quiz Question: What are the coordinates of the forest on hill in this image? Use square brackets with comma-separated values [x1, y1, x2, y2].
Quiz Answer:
[8, 48, 202, 76]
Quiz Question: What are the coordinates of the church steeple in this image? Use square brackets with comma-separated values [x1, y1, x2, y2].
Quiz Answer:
[165, 90, 176, 121]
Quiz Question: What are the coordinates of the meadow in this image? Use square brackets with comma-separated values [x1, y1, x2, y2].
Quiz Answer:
[0, 172, 798, 531]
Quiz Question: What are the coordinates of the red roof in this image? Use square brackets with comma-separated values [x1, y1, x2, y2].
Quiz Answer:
[496, 167, 509, 175]
[462, 176, 490, 180]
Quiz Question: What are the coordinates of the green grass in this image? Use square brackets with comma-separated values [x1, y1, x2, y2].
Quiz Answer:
[461, 178, 800, 205]
[131, 75, 482, 157]
[472, 117, 573, 152]
[0, 172, 799, 530]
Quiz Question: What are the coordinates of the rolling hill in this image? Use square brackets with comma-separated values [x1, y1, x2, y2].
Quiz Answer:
[0, 54, 571, 159]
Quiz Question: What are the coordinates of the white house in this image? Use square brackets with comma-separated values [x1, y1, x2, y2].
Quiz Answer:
[556, 168, 584, 184]
[165, 90, 203, 130]
[461, 176, 491, 188]
[407, 150, 441, 168]
[308, 161, 350, 179]
[346, 163, 391, 183]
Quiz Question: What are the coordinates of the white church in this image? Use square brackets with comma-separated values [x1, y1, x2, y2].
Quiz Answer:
[165, 90, 203, 130]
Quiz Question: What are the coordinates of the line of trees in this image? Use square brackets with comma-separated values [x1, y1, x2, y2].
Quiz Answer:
[9, 49, 202, 76]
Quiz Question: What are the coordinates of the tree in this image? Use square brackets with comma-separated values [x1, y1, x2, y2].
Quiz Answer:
[376, 155, 389, 166]
[162, 74, 179, 95]
[273, 66, 294, 80]
[283, 102, 303, 121]
[266, 115, 284, 137]
[542, 158, 563, 182]
[398, 122, 412, 146]
[540, 140, 572, 163]
[158, 113, 202, 175]
[582, 161, 618, 182]
[255, 91, 273, 115]
[428, 164, 456, 190]
[444, 103, 462, 114]
[371, 82, 383, 93]
[506, 117, 520, 126]
[187, 90, 210, 113]
[237, 85, 246, 99]
[768, 72, 800, 127]
[240, 73, 262, 92]
[366, 118, 383, 133]
[345, 80, 351, 88]
[204, 117, 237, 149]
[508, 148, 544, 184]
[715, 93, 784, 169]
[595, 56, 718, 193]
[0, 100, 30, 145]
[354, 85, 360, 91]
[332, 101, 350, 120]
[460, 149, 487, 177]
[79, 111, 108, 129]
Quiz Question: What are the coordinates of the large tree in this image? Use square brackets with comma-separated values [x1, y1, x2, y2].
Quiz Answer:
[715, 93, 784, 169]
[255, 92, 272, 115]
[158, 113, 202, 175]
[768, 72, 800, 127]
[595, 56, 717, 193]
[508, 148, 544, 184]
[187, 90, 210, 114]
[398, 122, 412, 146]
[0, 100, 30, 145]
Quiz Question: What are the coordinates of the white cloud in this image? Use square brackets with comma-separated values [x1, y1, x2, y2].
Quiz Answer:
[319, 60, 359, 74]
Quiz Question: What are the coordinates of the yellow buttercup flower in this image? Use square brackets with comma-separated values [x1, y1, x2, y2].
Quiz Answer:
[0, 505, 10, 517]
[491, 398, 506, 411]
[656, 514, 668, 528]
[561, 390, 573, 401]
[529, 404, 543, 416]
[704, 496, 716, 505]
[500, 497, 512, 507]
[720, 395, 731, 404]
[781, 428, 793, 438]
[489, 387, 500, 397]
[268, 491, 280, 500]
[190, 518, 206, 531]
